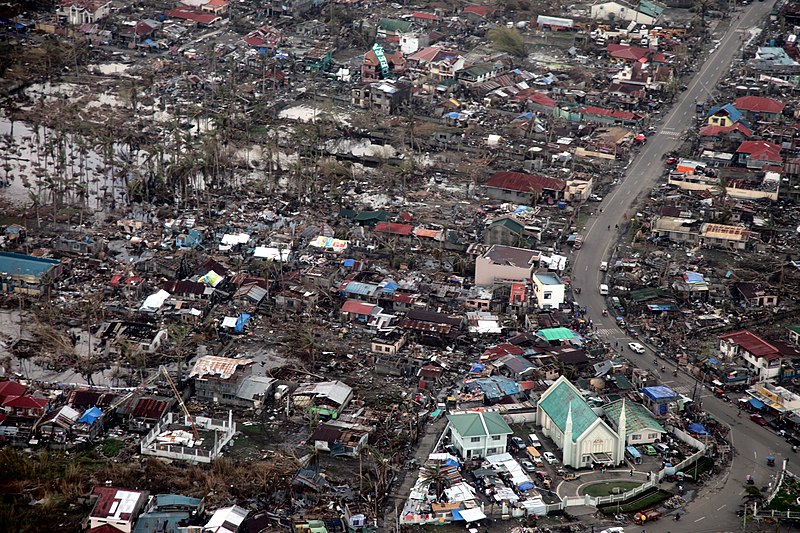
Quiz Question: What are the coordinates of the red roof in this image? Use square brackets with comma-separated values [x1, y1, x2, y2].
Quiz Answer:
[606, 44, 650, 62]
[165, 7, 220, 24]
[90, 487, 146, 522]
[463, 5, 496, 17]
[515, 90, 556, 108]
[699, 122, 753, 138]
[484, 171, 566, 193]
[720, 330, 781, 360]
[411, 11, 439, 20]
[734, 96, 785, 115]
[341, 300, 377, 315]
[736, 140, 782, 161]
[2, 395, 48, 409]
[0, 381, 27, 403]
[374, 222, 414, 235]
[509, 283, 527, 304]
[483, 343, 524, 360]
[581, 106, 639, 120]
[131, 397, 170, 420]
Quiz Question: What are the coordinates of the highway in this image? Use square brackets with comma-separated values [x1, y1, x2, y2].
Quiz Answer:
[569, 2, 785, 531]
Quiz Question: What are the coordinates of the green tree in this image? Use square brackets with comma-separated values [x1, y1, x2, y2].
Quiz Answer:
[488, 27, 528, 58]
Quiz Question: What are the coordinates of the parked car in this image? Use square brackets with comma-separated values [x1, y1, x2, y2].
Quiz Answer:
[520, 459, 536, 473]
[665, 157, 678, 165]
[628, 342, 646, 354]
[643, 445, 657, 456]
[750, 413, 768, 426]
[510, 436, 526, 451]
[543, 451, 559, 465]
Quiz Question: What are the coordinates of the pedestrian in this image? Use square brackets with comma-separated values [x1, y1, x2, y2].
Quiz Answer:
[630, 468, 634, 477]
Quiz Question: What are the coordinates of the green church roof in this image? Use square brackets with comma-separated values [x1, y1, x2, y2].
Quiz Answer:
[537, 377, 598, 441]
[604, 399, 665, 435]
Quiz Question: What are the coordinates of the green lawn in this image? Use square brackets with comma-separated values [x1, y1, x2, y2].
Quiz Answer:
[598, 488, 673, 514]
[581, 480, 642, 497]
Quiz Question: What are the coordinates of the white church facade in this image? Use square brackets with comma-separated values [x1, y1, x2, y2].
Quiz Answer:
[535, 376, 625, 468]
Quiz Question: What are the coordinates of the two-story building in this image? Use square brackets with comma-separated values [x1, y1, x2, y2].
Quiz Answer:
[475, 245, 540, 287]
[531, 272, 565, 310]
[641, 386, 679, 416]
[446, 411, 513, 459]
[58, 0, 111, 25]
[720, 330, 782, 382]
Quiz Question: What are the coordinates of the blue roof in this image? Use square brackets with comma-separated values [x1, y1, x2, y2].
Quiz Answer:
[0, 252, 60, 278]
[535, 273, 561, 285]
[706, 104, 749, 127]
[343, 281, 378, 296]
[78, 406, 102, 425]
[749, 398, 765, 409]
[471, 376, 520, 400]
[684, 272, 705, 284]
[642, 386, 678, 401]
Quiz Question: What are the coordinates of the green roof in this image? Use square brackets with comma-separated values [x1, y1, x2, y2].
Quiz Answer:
[378, 18, 411, 32]
[354, 210, 390, 222]
[489, 217, 524, 234]
[0, 252, 60, 278]
[789, 325, 800, 335]
[447, 411, 512, 438]
[462, 63, 496, 77]
[537, 327, 574, 342]
[537, 377, 598, 441]
[339, 208, 357, 219]
[629, 287, 672, 303]
[604, 399, 665, 435]
[638, 0, 664, 19]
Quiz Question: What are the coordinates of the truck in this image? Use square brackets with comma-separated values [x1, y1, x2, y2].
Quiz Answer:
[633, 509, 662, 525]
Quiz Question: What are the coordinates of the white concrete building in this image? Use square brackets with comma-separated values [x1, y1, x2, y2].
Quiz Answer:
[58, 0, 112, 25]
[446, 411, 513, 459]
[531, 272, 565, 310]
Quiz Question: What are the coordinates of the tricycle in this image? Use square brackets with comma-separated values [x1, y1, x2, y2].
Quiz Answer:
[767, 456, 775, 467]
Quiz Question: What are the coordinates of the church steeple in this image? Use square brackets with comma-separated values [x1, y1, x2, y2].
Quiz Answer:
[563, 402, 573, 466]
[617, 399, 628, 466]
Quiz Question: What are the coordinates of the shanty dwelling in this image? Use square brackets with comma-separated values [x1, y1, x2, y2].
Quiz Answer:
[309, 421, 371, 457]
[203, 505, 249, 533]
[291, 381, 353, 420]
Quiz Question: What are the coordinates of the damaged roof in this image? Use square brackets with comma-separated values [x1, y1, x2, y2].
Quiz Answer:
[189, 356, 254, 380]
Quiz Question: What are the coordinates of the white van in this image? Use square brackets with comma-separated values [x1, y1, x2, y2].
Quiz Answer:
[600, 261, 608, 272]
[528, 433, 541, 447]
[599, 284, 609, 295]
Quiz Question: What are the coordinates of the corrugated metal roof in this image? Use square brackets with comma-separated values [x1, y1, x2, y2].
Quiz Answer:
[189, 356, 254, 380]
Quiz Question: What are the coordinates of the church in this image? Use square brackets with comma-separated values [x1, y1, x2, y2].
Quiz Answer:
[535, 376, 625, 468]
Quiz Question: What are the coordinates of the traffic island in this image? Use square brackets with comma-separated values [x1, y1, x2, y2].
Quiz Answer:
[596, 488, 673, 515]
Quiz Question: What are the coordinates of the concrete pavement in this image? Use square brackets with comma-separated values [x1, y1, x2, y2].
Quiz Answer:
[569, 1, 782, 531]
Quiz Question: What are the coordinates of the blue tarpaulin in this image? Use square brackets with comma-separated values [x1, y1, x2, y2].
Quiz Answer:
[519, 481, 535, 491]
[470, 363, 485, 373]
[707, 357, 718, 365]
[78, 406, 103, 425]
[446, 111, 460, 119]
[445, 458, 460, 467]
[235, 313, 251, 332]
[683, 272, 705, 283]
[687, 423, 708, 435]
[749, 398, 765, 409]
[342, 258, 355, 267]
[451, 510, 464, 521]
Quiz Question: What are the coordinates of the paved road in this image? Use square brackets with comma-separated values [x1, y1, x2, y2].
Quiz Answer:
[570, 2, 783, 531]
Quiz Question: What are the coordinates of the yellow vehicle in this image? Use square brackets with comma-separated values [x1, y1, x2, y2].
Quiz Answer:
[526, 446, 543, 465]
[562, 472, 578, 481]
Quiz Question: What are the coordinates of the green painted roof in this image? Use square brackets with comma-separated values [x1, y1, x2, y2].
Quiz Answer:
[788, 325, 800, 335]
[537, 378, 598, 441]
[629, 287, 672, 303]
[638, 0, 664, 18]
[489, 217, 524, 233]
[378, 18, 412, 32]
[604, 399, 665, 435]
[447, 411, 512, 438]
[537, 327, 574, 341]
[354, 210, 390, 222]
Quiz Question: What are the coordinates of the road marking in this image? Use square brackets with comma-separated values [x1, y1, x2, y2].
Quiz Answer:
[739, 489, 746, 495]
[695, 516, 706, 522]
[717, 504, 726, 511]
